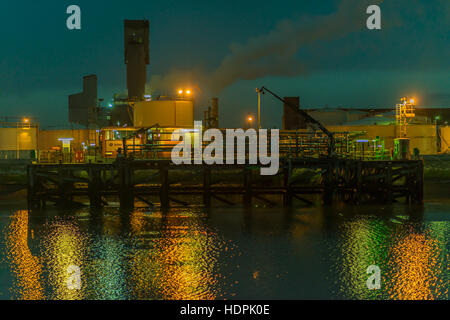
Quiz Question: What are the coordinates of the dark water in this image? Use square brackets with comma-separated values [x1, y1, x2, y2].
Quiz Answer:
[0, 184, 449, 300]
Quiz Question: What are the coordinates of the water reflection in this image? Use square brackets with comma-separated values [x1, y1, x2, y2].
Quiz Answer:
[2, 204, 449, 300]
[387, 224, 449, 300]
[331, 205, 448, 300]
[129, 213, 224, 300]
[334, 215, 390, 299]
[40, 218, 87, 300]
[5, 210, 44, 300]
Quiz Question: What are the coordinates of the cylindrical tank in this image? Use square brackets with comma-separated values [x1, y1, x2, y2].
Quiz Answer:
[133, 100, 194, 127]
[0, 127, 38, 159]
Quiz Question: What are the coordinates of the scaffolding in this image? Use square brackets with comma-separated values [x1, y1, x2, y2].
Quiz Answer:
[396, 97, 416, 138]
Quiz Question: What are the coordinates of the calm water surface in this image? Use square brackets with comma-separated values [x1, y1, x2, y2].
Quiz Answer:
[0, 184, 449, 300]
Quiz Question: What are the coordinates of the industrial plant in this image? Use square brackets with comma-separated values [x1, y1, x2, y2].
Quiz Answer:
[0, 19, 447, 211]
[0, 19, 447, 167]
[1, 0, 449, 303]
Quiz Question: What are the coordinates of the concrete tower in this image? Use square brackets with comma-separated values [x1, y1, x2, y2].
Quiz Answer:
[124, 20, 149, 101]
[68, 75, 98, 127]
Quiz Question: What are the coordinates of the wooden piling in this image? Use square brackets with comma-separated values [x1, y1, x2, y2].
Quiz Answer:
[159, 161, 169, 210]
[25, 158, 425, 211]
[88, 166, 102, 208]
[243, 166, 252, 207]
[119, 160, 134, 210]
[203, 166, 211, 207]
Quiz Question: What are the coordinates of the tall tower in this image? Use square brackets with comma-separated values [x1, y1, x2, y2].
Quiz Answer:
[124, 20, 149, 101]
[282, 97, 306, 130]
[68, 74, 98, 127]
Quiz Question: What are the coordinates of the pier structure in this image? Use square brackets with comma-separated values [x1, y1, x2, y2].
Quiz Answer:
[27, 158, 423, 211]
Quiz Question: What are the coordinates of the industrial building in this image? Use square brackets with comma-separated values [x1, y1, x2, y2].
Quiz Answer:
[1, 18, 449, 163]
[282, 100, 450, 156]
[0, 117, 38, 160]
[68, 75, 98, 127]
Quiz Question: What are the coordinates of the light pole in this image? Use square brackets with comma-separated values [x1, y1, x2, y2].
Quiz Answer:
[256, 88, 261, 129]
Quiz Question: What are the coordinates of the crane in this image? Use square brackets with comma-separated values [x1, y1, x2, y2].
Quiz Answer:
[257, 86, 336, 157]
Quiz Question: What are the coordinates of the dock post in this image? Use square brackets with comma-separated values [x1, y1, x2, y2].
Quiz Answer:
[203, 166, 211, 208]
[355, 161, 362, 203]
[160, 161, 169, 211]
[417, 160, 424, 203]
[386, 162, 393, 203]
[243, 166, 252, 207]
[119, 160, 134, 211]
[27, 165, 38, 210]
[283, 160, 293, 206]
[322, 160, 333, 205]
[58, 167, 72, 208]
[89, 166, 102, 208]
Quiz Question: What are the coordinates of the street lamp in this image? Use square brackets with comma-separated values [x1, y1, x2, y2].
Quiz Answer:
[246, 114, 254, 128]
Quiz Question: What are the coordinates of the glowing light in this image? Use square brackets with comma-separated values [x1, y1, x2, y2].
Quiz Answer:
[186, 90, 191, 95]
[23, 118, 29, 123]
[178, 89, 183, 95]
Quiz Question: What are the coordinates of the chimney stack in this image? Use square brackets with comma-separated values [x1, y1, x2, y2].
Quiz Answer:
[210, 98, 219, 128]
[124, 20, 149, 101]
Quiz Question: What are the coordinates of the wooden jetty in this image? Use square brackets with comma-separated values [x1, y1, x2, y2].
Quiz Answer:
[27, 158, 423, 211]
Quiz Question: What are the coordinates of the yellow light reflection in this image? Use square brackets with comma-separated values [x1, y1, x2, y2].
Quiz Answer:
[129, 213, 223, 300]
[40, 220, 87, 300]
[5, 210, 44, 300]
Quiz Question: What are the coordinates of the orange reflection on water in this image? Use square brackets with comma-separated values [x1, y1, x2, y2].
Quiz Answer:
[130, 215, 222, 300]
[388, 233, 442, 300]
[5, 210, 44, 300]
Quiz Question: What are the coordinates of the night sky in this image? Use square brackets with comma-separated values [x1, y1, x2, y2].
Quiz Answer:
[0, 0, 449, 128]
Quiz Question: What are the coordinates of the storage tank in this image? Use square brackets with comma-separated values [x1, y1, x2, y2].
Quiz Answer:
[133, 100, 194, 127]
[0, 127, 38, 160]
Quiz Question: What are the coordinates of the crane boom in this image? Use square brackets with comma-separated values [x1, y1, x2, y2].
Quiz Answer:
[258, 86, 336, 157]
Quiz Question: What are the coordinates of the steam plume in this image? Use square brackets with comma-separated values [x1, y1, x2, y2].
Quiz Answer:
[149, 0, 385, 96]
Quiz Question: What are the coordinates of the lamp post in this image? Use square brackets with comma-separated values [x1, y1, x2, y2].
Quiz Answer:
[256, 88, 261, 129]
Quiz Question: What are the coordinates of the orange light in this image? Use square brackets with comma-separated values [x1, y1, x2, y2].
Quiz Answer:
[24, 118, 29, 123]
[186, 90, 191, 95]
[178, 89, 183, 95]
[248, 116, 253, 122]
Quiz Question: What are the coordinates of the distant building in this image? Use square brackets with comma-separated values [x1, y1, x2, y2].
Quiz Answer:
[282, 97, 306, 130]
[68, 75, 98, 127]
[303, 107, 450, 126]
